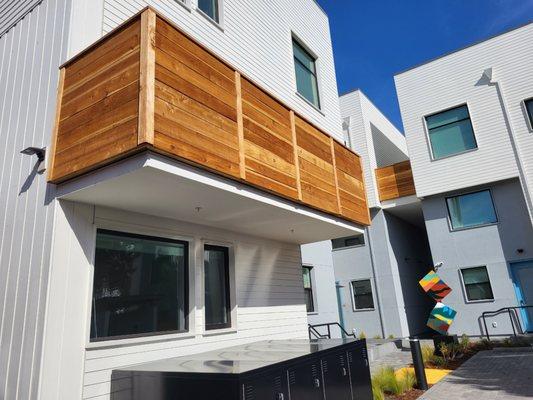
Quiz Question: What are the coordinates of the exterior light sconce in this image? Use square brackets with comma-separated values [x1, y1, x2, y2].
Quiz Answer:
[21, 146, 46, 174]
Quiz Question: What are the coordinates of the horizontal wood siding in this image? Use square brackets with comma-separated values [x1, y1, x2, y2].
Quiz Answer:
[334, 142, 370, 225]
[49, 19, 142, 182]
[295, 115, 338, 214]
[241, 77, 299, 200]
[154, 17, 241, 178]
[49, 9, 370, 226]
[375, 160, 416, 201]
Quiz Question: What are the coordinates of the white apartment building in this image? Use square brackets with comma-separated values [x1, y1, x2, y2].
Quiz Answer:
[395, 22, 533, 337]
[0, 1, 371, 399]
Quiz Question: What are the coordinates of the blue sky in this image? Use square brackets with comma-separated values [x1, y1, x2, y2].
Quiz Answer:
[316, 0, 533, 132]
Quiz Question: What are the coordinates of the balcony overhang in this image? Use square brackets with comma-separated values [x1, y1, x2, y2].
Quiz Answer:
[56, 152, 364, 244]
[48, 7, 370, 235]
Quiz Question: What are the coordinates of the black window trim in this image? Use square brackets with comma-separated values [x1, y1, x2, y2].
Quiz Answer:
[459, 266, 495, 303]
[204, 244, 232, 331]
[350, 279, 375, 312]
[302, 265, 315, 313]
[90, 229, 190, 343]
[445, 188, 498, 232]
[523, 97, 533, 132]
[292, 36, 321, 109]
[423, 103, 478, 161]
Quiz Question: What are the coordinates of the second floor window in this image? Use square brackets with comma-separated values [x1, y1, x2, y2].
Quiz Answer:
[293, 39, 320, 109]
[524, 98, 533, 130]
[302, 266, 315, 312]
[332, 235, 365, 250]
[446, 190, 497, 230]
[198, 0, 220, 23]
[425, 105, 477, 159]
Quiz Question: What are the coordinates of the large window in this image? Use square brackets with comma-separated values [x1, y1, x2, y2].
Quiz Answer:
[425, 105, 477, 159]
[351, 280, 374, 310]
[461, 267, 494, 301]
[204, 245, 231, 330]
[293, 39, 320, 108]
[524, 98, 533, 130]
[90, 230, 188, 341]
[302, 266, 315, 313]
[446, 190, 497, 230]
[198, 0, 220, 23]
[332, 235, 365, 250]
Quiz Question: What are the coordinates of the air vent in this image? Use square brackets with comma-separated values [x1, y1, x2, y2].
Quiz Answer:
[244, 384, 255, 400]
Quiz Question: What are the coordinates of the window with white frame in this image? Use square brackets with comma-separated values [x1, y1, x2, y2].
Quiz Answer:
[446, 190, 497, 230]
[198, 0, 220, 23]
[351, 279, 374, 310]
[461, 266, 494, 301]
[425, 105, 477, 159]
[90, 230, 189, 341]
[302, 266, 315, 313]
[204, 245, 231, 330]
[524, 98, 533, 130]
[293, 38, 320, 108]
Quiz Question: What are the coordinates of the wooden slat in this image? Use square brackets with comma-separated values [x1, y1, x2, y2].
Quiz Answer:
[375, 160, 416, 201]
[236, 72, 245, 179]
[330, 137, 342, 214]
[290, 111, 302, 201]
[48, 68, 65, 181]
[138, 8, 156, 145]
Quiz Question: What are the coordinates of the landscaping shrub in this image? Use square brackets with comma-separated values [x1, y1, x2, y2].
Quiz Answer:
[372, 380, 385, 400]
[359, 331, 367, 339]
[371, 366, 416, 398]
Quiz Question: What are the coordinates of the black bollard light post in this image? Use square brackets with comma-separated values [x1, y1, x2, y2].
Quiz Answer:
[410, 338, 428, 391]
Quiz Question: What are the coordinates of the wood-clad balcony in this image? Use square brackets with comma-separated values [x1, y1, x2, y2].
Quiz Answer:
[375, 160, 416, 202]
[48, 8, 370, 240]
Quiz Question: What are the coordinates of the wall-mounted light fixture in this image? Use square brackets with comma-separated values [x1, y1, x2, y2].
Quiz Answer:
[21, 146, 46, 162]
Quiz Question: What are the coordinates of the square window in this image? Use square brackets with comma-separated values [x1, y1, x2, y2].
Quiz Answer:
[331, 235, 365, 250]
[524, 98, 533, 130]
[90, 230, 189, 341]
[198, 0, 220, 23]
[293, 39, 320, 109]
[204, 245, 231, 330]
[446, 190, 497, 230]
[351, 279, 374, 310]
[425, 105, 477, 159]
[302, 266, 315, 312]
[461, 267, 494, 301]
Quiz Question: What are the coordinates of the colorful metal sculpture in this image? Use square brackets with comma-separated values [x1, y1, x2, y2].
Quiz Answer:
[419, 269, 457, 335]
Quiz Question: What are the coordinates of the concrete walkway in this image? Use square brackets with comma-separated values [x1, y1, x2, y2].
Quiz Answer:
[420, 348, 533, 400]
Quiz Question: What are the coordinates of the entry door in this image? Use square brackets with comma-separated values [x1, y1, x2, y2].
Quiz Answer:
[511, 261, 533, 332]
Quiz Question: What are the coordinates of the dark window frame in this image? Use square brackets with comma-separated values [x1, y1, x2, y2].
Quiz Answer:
[524, 97, 533, 131]
[197, 0, 220, 23]
[424, 103, 478, 160]
[350, 279, 375, 311]
[460, 266, 495, 302]
[204, 244, 232, 331]
[90, 229, 190, 342]
[302, 265, 315, 313]
[292, 38, 321, 109]
[445, 189, 498, 231]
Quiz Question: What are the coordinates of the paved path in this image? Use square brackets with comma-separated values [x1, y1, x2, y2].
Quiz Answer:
[420, 348, 533, 400]
[369, 349, 412, 374]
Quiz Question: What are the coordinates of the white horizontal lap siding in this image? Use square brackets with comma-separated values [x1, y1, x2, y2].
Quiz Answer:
[101, 0, 343, 140]
[44, 205, 307, 399]
[395, 25, 533, 198]
[0, 0, 70, 399]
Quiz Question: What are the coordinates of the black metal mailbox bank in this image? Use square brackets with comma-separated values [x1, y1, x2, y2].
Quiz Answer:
[112, 339, 372, 400]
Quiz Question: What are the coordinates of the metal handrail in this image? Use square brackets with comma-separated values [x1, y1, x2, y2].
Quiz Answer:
[481, 305, 532, 341]
[308, 322, 355, 339]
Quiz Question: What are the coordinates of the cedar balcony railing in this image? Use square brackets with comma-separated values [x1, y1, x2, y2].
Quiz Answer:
[375, 160, 416, 201]
[48, 8, 370, 226]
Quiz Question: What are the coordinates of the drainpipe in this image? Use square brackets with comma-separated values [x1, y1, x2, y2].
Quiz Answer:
[483, 67, 533, 222]
[366, 224, 387, 339]
[335, 281, 346, 338]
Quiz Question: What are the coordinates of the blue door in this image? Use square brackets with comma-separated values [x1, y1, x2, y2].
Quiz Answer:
[510, 261, 533, 332]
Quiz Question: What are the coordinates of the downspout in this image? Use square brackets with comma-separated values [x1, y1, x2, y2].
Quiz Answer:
[484, 68, 533, 222]
[366, 223, 387, 339]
